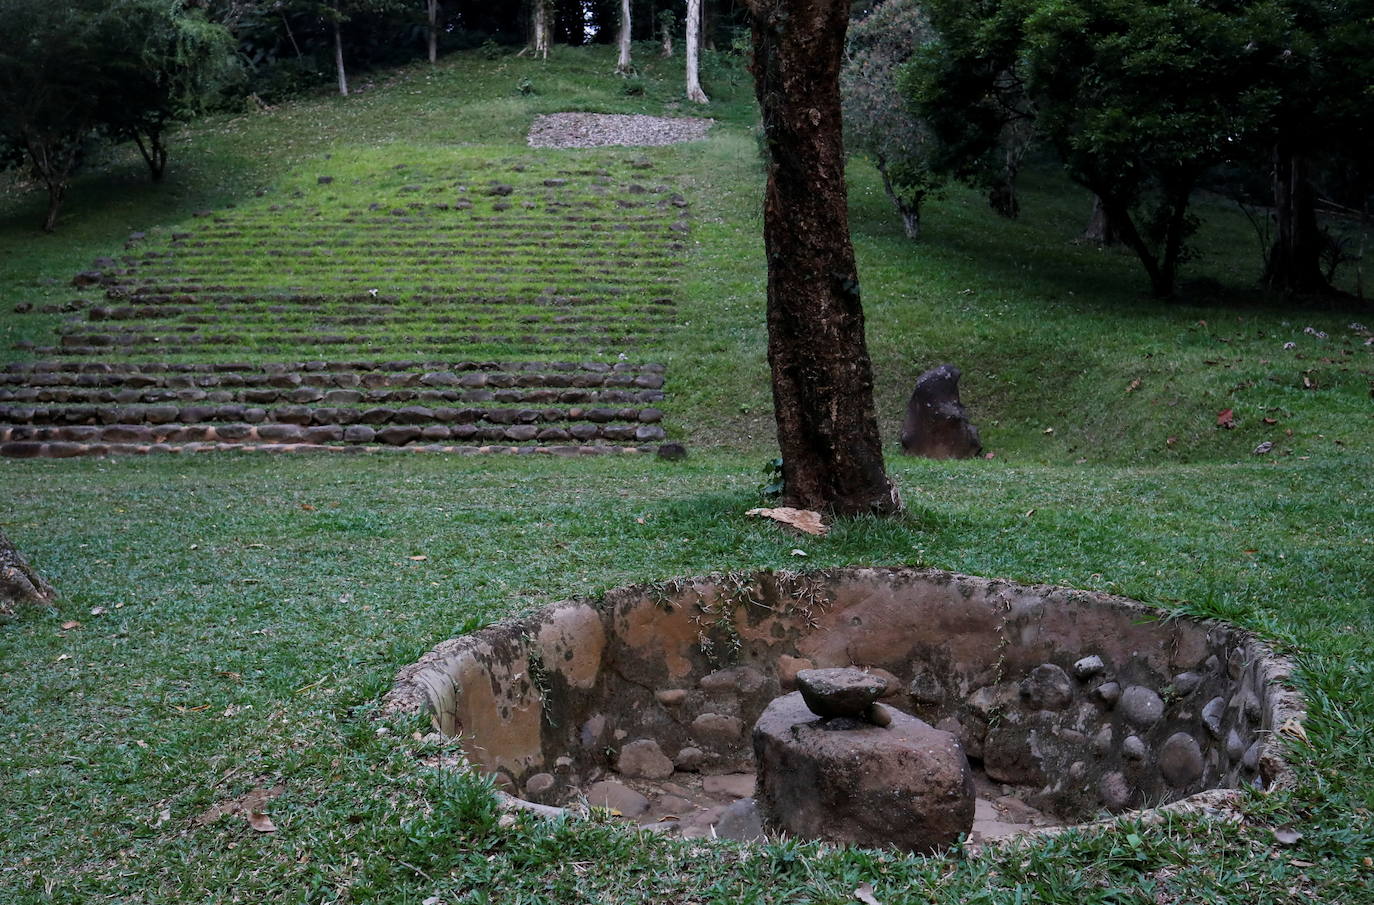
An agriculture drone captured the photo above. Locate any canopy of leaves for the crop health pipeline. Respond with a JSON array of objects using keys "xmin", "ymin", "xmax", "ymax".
[
  {"xmin": 841, "ymin": 0, "xmax": 938, "ymax": 235},
  {"xmin": 842, "ymin": 0, "xmax": 933, "ymax": 170}
]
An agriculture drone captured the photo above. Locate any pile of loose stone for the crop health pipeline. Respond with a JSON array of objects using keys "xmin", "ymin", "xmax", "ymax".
[{"xmin": 527, "ymin": 113, "xmax": 715, "ymax": 149}]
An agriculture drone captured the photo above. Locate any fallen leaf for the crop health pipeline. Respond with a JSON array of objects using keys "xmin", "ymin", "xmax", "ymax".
[
  {"xmin": 1217, "ymin": 409, "xmax": 1235, "ymax": 429},
  {"xmin": 247, "ymin": 812, "xmax": 277, "ymax": 833},
  {"xmin": 89, "ymin": 606, "xmax": 107, "ymax": 616},
  {"xmin": 790, "ymin": 549, "xmax": 808, "ymax": 557},
  {"xmin": 153, "ymin": 807, "xmax": 172, "ymax": 828},
  {"xmin": 854, "ymin": 882, "xmax": 883, "ymax": 905},
  {"xmin": 1253, "ymin": 441, "xmax": 1274, "ymax": 455},
  {"xmin": 1166, "ymin": 436, "xmax": 1178, "ymax": 446},
  {"xmin": 983, "ymin": 451, "xmax": 995, "ymax": 459},
  {"xmin": 1024, "ymin": 509, "xmax": 1036, "ymax": 517},
  {"xmin": 246, "ymin": 543, "xmax": 267, "ymax": 549},
  {"xmin": 60, "ymin": 620, "xmax": 81, "ymax": 630},
  {"xmin": 1274, "ymin": 828, "xmax": 1303, "ymax": 846},
  {"xmin": 1043, "ymin": 426, "xmax": 1055, "ymax": 435},
  {"xmin": 1262, "ymin": 417, "xmax": 1278, "ymax": 425},
  {"xmin": 408, "ymin": 555, "xmax": 428, "ymax": 561},
  {"xmin": 745, "ymin": 507, "xmax": 829, "ymax": 537},
  {"xmin": 55, "ymin": 653, "xmax": 71, "ymax": 662},
  {"xmin": 300, "ymin": 504, "xmax": 316, "ymax": 511},
  {"xmin": 1279, "ymin": 719, "xmax": 1309, "ymax": 744},
  {"xmin": 1126, "ymin": 378, "xmax": 1141, "ymax": 393},
  {"xmin": 196, "ymin": 784, "xmax": 285, "ymax": 827}
]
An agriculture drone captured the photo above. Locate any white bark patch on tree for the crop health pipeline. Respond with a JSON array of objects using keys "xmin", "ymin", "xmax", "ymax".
[
  {"xmin": 616, "ymin": 0, "xmax": 633, "ymax": 73},
  {"xmin": 685, "ymin": 0, "xmax": 708, "ymax": 103},
  {"xmin": 333, "ymin": 19, "xmax": 349, "ymax": 96},
  {"xmin": 532, "ymin": 1, "xmax": 551, "ymax": 60},
  {"xmin": 427, "ymin": 0, "xmax": 439, "ymax": 63}
]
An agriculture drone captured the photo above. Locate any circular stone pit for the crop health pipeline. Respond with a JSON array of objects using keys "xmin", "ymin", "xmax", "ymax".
[{"xmin": 389, "ymin": 567, "xmax": 1303, "ymax": 849}]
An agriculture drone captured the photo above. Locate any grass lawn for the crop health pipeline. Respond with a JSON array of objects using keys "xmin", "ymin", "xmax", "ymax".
[{"xmin": 2, "ymin": 44, "xmax": 1371, "ymax": 904}]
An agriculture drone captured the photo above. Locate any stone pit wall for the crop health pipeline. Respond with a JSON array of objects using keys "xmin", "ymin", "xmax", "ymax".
[{"xmin": 389, "ymin": 567, "xmax": 1303, "ymax": 821}]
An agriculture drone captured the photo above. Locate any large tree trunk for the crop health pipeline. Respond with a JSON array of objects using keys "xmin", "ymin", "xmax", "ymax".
[
  {"xmin": 0, "ymin": 529, "xmax": 55, "ymax": 611},
  {"xmin": 745, "ymin": 0, "xmax": 900, "ymax": 516},
  {"xmin": 333, "ymin": 18, "xmax": 349, "ymax": 96},
  {"xmin": 1265, "ymin": 140, "xmax": 1332, "ymax": 295},
  {"xmin": 427, "ymin": 0, "xmax": 440, "ymax": 63},
  {"xmin": 616, "ymin": 0, "xmax": 633, "ymax": 73},
  {"xmin": 685, "ymin": 0, "xmax": 708, "ymax": 103}
]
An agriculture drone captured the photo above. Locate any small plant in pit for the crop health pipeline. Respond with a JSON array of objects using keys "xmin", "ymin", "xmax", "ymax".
[{"xmin": 760, "ymin": 456, "xmax": 785, "ymax": 500}]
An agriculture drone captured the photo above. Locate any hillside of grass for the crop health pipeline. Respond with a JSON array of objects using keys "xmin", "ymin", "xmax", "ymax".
[{"xmin": 1, "ymin": 44, "xmax": 1371, "ymax": 905}]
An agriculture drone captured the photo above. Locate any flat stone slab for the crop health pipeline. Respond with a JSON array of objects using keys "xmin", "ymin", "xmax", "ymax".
[{"xmin": 796, "ymin": 667, "xmax": 889, "ymax": 720}]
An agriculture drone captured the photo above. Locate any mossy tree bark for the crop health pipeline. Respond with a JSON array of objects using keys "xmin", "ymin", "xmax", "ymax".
[
  {"xmin": 0, "ymin": 529, "xmax": 55, "ymax": 610},
  {"xmin": 744, "ymin": 0, "xmax": 900, "ymax": 516}
]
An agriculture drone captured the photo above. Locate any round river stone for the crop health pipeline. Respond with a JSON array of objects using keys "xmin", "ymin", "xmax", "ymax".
[{"xmin": 795, "ymin": 668, "xmax": 889, "ymax": 719}]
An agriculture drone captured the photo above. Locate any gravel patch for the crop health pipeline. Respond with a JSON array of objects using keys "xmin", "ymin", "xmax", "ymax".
[{"xmin": 528, "ymin": 113, "xmax": 715, "ymax": 149}]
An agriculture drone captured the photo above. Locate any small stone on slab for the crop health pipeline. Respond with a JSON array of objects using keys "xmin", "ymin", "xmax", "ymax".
[{"xmin": 795, "ymin": 668, "xmax": 889, "ymax": 720}]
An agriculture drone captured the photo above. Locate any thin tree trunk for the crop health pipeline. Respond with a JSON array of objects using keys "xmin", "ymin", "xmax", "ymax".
[
  {"xmin": 280, "ymin": 10, "xmax": 303, "ymax": 58},
  {"xmin": 1099, "ymin": 192, "xmax": 1172, "ymax": 298},
  {"xmin": 1265, "ymin": 140, "xmax": 1332, "ymax": 295},
  {"xmin": 427, "ymin": 0, "xmax": 439, "ymax": 63},
  {"xmin": 744, "ymin": 0, "xmax": 900, "ymax": 516},
  {"xmin": 1083, "ymin": 194, "xmax": 1118, "ymax": 245},
  {"xmin": 24, "ymin": 133, "xmax": 82, "ymax": 233},
  {"xmin": 685, "ymin": 0, "xmax": 708, "ymax": 103},
  {"xmin": 532, "ymin": 1, "xmax": 551, "ymax": 59},
  {"xmin": 661, "ymin": 13, "xmax": 673, "ymax": 57},
  {"xmin": 876, "ymin": 157, "xmax": 920, "ymax": 239},
  {"xmin": 333, "ymin": 19, "xmax": 349, "ymax": 96},
  {"xmin": 616, "ymin": 0, "xmax": 633, "ymax": 73},
  {"xmin": 0, "ymin": 529, "xmax": 55, "ymax": 611},
  {"xmin": 131, "ymin": 129, "xmax": 167, "ymax": 182}
]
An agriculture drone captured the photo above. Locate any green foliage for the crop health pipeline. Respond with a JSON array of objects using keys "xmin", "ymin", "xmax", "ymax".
[
  {"xmin": 0, "ymin": 0, "xmax": 236, "ymax": 229},
  {"xmin": 0, "ymin": 0, "xmax": 106, "ymax": 230},
  {"xmin": 93, "ymin": 0, "xmax": 241, "ymax": 181},
  {"xmin": 910, "ymin": 0, "xmax": 1290, "ymax": 297},
  {"xmin": 760, "ymin": 457, "xmax": 786, "ymax": 500},
  {"xmin": 841, "ymin": 0, "xmax": 940, "ymax": 239}
]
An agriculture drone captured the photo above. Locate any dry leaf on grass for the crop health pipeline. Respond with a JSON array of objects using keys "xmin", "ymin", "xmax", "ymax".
[
  {"xmin": 247, "ymin": 812, "xmax": 277, "ymax": 833},
  {"xmin": 194, "ymin": 783, "xmax": 285, "ymax": 827},
  {"xmin": 854, "ymin": 882, "xmax": 883, "ymax": 905},
  {"xmin": 745, "ymin": 507, "xmax": 829, "ymax": 536}
]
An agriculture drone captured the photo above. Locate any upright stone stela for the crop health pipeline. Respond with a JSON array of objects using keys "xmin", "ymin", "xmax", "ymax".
[{"xmin": 752, "ymin": 668, "xmax": 975, "ymax": 853}]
